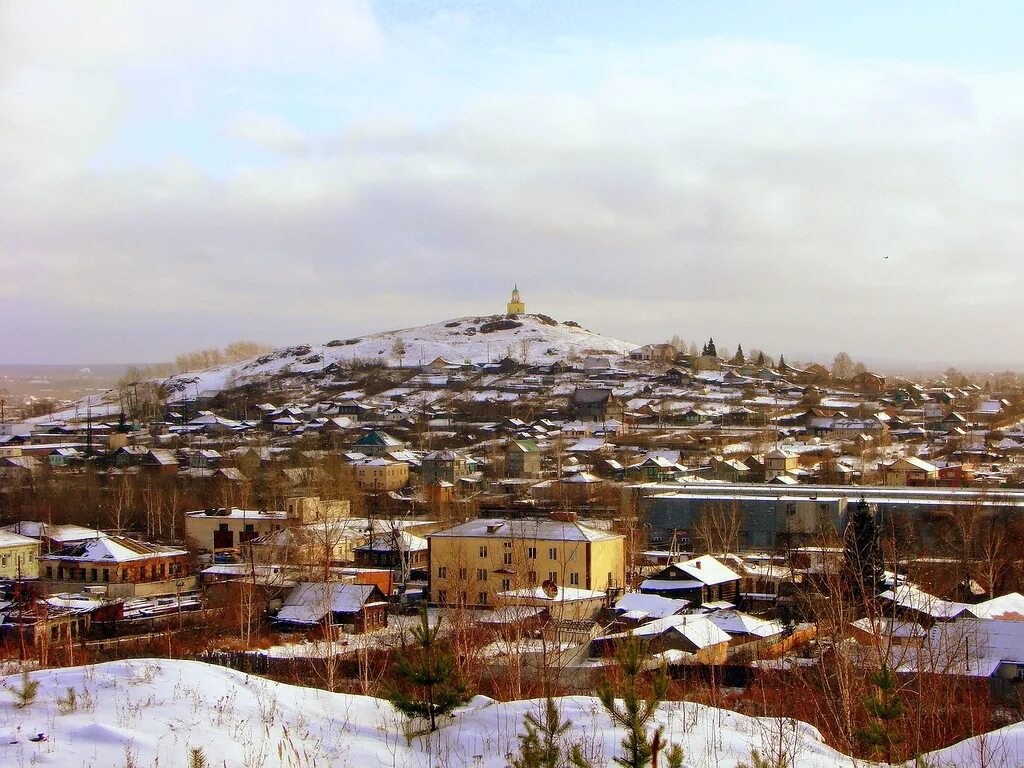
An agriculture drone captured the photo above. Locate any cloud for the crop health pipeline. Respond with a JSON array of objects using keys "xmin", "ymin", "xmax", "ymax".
[{"xmin": 2, "ymin": 6, "xmax": 1024, "ymax": 367}]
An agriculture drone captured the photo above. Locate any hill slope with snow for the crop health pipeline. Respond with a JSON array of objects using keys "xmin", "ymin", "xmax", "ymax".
[
  {"xmin": 165, "ymin": 313, "xmax": 640, "ymax": 395},
  {"xmin": 2, "ymin": 659, "xmax": 1021, "ymax": 767}
]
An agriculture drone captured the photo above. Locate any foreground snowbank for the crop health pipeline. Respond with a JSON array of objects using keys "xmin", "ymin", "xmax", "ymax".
[{"xmin": 0, "ymin": 659, "xmax": 1020, "ymax": 767}]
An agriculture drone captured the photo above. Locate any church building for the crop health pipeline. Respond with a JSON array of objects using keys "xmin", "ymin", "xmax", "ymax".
[{"xmin": 506, "ymin": 286, "xmax": 525, "ymax": 315}]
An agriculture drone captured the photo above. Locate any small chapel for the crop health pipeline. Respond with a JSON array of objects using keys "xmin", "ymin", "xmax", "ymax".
[{"xmin": 506, "ymin": 285, "xmax": 526, "ymax": 315}]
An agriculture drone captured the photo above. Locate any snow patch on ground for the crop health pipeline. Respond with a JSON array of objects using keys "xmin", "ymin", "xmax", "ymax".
[{"xmin": 2, "ymin": 659, "xmax": 1020, "ymax": 767}]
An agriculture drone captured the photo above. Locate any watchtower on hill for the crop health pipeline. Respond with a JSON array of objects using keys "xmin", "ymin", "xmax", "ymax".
[{"xmin": 506, "ymin": 285, "xmax": 525, "ymax": 315}]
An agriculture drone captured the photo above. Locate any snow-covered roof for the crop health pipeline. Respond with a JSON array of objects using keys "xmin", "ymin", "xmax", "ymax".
[
  {"xmin": 602, "ymin": 615, "xmax": 731, "ymax": 649},
  {"xmin": 613, "ymin": 592, "xmax": 689, "ymax": 619},
  {"xmin": 276, "ymin": 582, "xmax": 383, "ymax": 625},
  {"xmin": 705, "ymin": 610, "xmax": 784, "ymax": 638},
  {"xmin": 43, "ymin": 535, "xmax": 187, "ymax": 563}
]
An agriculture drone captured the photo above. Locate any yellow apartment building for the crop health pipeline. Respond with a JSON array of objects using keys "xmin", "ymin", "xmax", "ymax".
[{"xmin": 427, "ymin": 516, "xmax": 624, "ymax": 608}]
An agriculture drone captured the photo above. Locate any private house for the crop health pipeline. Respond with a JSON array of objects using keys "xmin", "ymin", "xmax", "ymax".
[
  {"xmin": 879, "ymin": 456, "xmax": 940, "ymax": 487},
  {"xmin": 571, "ymin": 388, "xmax": 625, "ymax": 422},
  {"xmin": 0, "ymin": 530, "xmax": 41, "ymax": 579},
  {"xmin": 852, "ymin": 371, "xmax": 887, "ymax": 392},
  {"xmin": 421, "ymin": 449, "xmax": 472, "ymax": 485},
  {"xmin": 763, "ymin": 448, "xmax": 798, "ymax": 481},
  {"xmin": 354, "ymin": 531, "xmax": 428, "ymax": 573},
  {"xmin": 639, "ymin": 555, "xmax": 742, "ymax": 607},
  {"xmin": 709, "ymin": 457, "xmax": 751, "ymax": 483},
  {"xmin": 274, "ymin": 582, "xmax": 388, "ymax": 633},
  {"xmin": 39, "ymin": 535, "xmax": 194, "ymax": 598},
  {"xmin": 506, "ymin": 439, "xmax": 542, "ymax": 478},
  {"xmin": 594, "ymin": 614, "xmax": 730, "ymax": 663},
  {"xmin": 428, "ymin": 517, "xmax": 625, "ymax": 608},
  {"xmin": 142, "ymin": 449, "xmax": 179, "ymax": 474},
  {"xmin": 629, "ymin": 344, "xmax": 677, "ymax": 363}
]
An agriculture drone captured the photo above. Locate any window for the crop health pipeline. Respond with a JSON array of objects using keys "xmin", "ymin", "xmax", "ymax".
[
  {"xmin": 501, "ymin": 578, "xmax": 511, "ymax": 591},
  {"xmin": 503, "ymin": 553, "xmax": 513, "ymax": 565},
  {"xmin": 503, "ymin": 541, "xmax": 512, "ymax": 549},
  {"xmin": 548, "ymin": 547, "xmax": 558, "ymax": 560},
  {"xmin": 90, "ymin": 568, "xmax": 97, "ymax": 582},
  {"xmin": 570, "ymin": 572, "xmax": 580, "ymax": 586},
  {"xmin": 438, "ymin": 566, "xmax": 448, "ymax": 579},
  {"xmin": 437, "ymin": 590, "xmax": 448, "ymax": 603},
  {"xmin": 46, "ymin": 566, "xmax": 53, "ymax": 578},
  {"xmin": 477, "ymin": 592, "xmax": 488, "ymax": 605},
  {"xmin": 479, "ymin": 545, "xmax": 488, "ymax": 558},
  {"xmin": 527, "ymin": 547, "xmax": 537, "ymax": 559},
  {"xmin": 459, "ymin": 591, "xmax": 468, "ymax": 604},
  {"xmin": 528, "ymin": 570, "xmax": 537, "ymax": 584},
  {"xmin": 548, "ymin": 571, "xmax": 557, "ymax": 583},
  {"xmin": 103, "ymin": 570, "xmax": 110, "ymax": 583},
  {"xmin": 244, "ymin": 524, "xmax": 254, "ymax": 533},
  {"xmin": 218, "ymin": 523, "xmax": 229, "ymax": 532},
  {"xmin": 477, "ymin": 568, "xmax": 487, "ymax": 581},
  {"xmin": 458, "ymin": 567, "xmax": 468, "ymax": 580}
]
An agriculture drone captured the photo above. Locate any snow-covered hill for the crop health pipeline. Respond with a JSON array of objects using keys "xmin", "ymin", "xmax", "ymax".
[
  {"xmin": 1, "ymin": 659, "xmax": 1020, "ymax": 767},
  {"xmin": 165, "ymin": 313, "xmax": 639, "ymax": 396}
]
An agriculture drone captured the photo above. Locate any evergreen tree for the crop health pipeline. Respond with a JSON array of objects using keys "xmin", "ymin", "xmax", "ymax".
[
  {"xmin": 843, "ymin": 498, "xmax": 884, "ymax": 602},
  {"xmin": 509, "ymin": 694, "xmax": 594, "ymax": 768},
  {"xmin": 732, "ymin": 344, "xmax": 745, "ymax": 365},
  {"xmin": 596, "ymin": 636, "xmax": 682, "ymax": 768},
  {"xmin": 860, "ymin": 665, "xmax": 905, "ymax": 764},
  {"xmin": 387, "ymin": 605, "xmax": 469, "ymax": 731},
  {"xmin": 778, "ymin": 354, "xmax": 786, "ymax": 369},
  {"xmin": 705, "ymin": 338, "xmax": 718, "ymax": 358},
  {"xmin": 755, "ymin": 351, "xmax": 766, "ymax": 367}
]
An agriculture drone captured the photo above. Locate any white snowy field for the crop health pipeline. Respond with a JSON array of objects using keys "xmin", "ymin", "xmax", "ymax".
[{"xmin": 0, "ymin": 659, "xmax": 1021, "ymax": 768}]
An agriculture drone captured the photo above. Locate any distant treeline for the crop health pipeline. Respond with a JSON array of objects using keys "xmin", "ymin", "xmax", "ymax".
[{"xmin": 121, "ymin": 341, "xmax": 274, "ymax": 381}]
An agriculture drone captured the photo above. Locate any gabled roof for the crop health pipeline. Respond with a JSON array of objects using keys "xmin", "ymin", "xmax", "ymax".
[{"xmin": 276, "ymin": 582, "xmax": 384, "ymax": 625}]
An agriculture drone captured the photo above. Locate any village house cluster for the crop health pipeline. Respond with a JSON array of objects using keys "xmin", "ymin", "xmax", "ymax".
[{"xmin": 3, "ymin": 291, "xmax": 1024, "ymax": 699}]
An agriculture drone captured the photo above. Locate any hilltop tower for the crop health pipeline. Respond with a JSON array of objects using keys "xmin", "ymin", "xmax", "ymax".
[{"xmin": 506, "ymin": 285, "xmax": 526, "ymax": 315}]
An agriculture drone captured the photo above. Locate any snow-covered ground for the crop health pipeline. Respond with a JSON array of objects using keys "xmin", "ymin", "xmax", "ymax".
[
  {"xmin": 163, "ymin": 314, "xmax": 639, "ymax": 396},
  {"xmin": 1, "ymin": 659, "xmax": 1021, "ymax": 767}
]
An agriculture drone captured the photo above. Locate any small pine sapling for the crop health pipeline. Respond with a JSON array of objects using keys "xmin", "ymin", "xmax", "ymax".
[
  {"xmin": 596, "ymin": 635, "xmax": 683, "ymax": 768},
  {"xmin": 860, "ymin": 665, "xmax": 905, "ymax": 764},
  {"xmin": 387, "ymin": 604, "xmax": 469, "ymax": 732},
  {"xmin": 56, "ymin": 686, "xmax": 78, "ymax": 714},
  {"xmin": 10, "ymin": 669, "xmax": 40, "ymax": 709}
]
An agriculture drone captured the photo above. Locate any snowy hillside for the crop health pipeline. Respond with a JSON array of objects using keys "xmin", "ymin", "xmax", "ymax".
[
  {"xmin": 164, "ymin": 314, "xmax": 639, "ymax": 396},
  {"xmin": 2, "ymin": 659, "xmax": 1021, "ymax": 767}
]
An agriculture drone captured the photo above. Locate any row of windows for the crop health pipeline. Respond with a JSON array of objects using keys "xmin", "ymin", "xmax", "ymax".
[
  {"xmin": 45, "ymin": 562, "xmax": 185, "ymax": 582},
  {"xmin": 478, "ymin": 545, "xmax": 576, "ymax": 560},
  {"xmin": 434, "ymin": 568, "xmax": 581, "ymax": 586}
]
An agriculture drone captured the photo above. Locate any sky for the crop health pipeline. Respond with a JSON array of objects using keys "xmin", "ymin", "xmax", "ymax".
[{"xmin": 3, "ymin": 1, "xmax": 1024, "ymax": 368}]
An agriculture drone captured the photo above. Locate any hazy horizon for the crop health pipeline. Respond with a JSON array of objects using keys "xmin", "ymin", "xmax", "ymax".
[{"xmin": 4, "ymin": 2, "xmax": 1024, "ymax": 368}]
